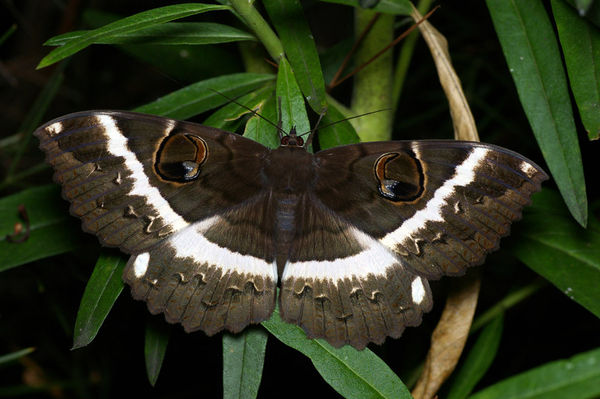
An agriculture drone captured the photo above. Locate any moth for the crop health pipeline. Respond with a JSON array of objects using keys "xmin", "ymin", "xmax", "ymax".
[{"xmin": 34, "ymin": 110, "xmax": 547, "ymax": 349}]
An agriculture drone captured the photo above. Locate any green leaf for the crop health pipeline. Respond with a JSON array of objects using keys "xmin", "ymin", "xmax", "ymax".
[
  {"xmin": 145, "ymin": 319, "xmax": 170, "ymax": 387},
  {"xmin": 552, "ymin": 0, "xmax": 600, "ymax": 141},
  {"xmin": 45, "ymin": 22, "xmax": 255, "ymax": 46},
  {"xmin": 72, "ymin": 251, "xmax": 126, "ymax": 349},
  {"xmin": 0, "ymin": 24, "xmax": 17, "ymax": 46},
  {"xmin": 508, "ymin": 189, "xmax": 600, "ymax": 318},
  {"xmin": 486, "ymin": 0, "xmax": 588, "ymax": 227},
  {"xmin": 244, "ymin": 93, "xmax": 281, "ymax": 149},
  {"xmin": 0, "ymin": 185, "xmax": 80, "ymax": 272},
  {"xmin": 3, "ymin": 65, "xmax": 63, "ymax": 185},
  {"xmin": 133, "ymin": 73, "xmax": 275, "ymax": 119},
  {"xmin": 276, "ymin": 57, "xmax": 310, "ymax": 136},
  {"xmin": 262, "ymin": 306, "xmax": 411, "ymax": 399},
  {"xmin": 78, "ymin": 9, "xmax": 241, "ymax": 82},
  {"xmin": 320, "ymin": 0, "xmax": 412, "ymax": 15},
  {"xmin": 447, "ymin": 315, "xmax": 504, "ymax": 399},
  {"xmin": 203, "ymin": 84, "xmax": 275, "ymax": 130},
  {"xmin": 264, "ymin": 0, "xmax": 327, "ymax": 113},
  {"xmin": 469, "ymin": 347, "xmax": 600, "ymax": 399},
  {"xmin": 0, "ymin": 348, "xmax": 35, "ymax": 366},
  {"xmin": 222, "ymin": 329, "xmax": 268, "ymax": 399},
  {"xmin": 318, "ymin": 101, "xmax": 360, "ymax": 149},
  {"xmin": 38, "ymin": 3, "xmax": 229, "ymax": 68}
]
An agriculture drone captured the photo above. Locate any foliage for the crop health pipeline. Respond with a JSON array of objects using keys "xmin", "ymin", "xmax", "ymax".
[{"xmin": 0, "ymin": 1, "xmax": 598, "ymax": 398}]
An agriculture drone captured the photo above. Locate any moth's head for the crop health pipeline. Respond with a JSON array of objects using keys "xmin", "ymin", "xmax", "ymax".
[{"xmin": 280, "ymin": 126, "xmax": 305, "ymax": 147}]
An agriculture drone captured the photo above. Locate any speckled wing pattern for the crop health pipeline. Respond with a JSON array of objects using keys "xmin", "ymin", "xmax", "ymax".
[{"xmin": 34, "ymin": 111, "xmax": 548, "ymax": 349}]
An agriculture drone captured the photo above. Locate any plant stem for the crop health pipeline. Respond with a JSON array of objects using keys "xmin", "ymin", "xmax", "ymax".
[
  {"xmin": 392, "ymin": 0, "xmax": 433, "ymax": 111},
  {"xmin": 470, "ymin": 279, "xmax": 547, "ymax": 334},
  {"xmin": 351, "ymin": 10, "xmax": 394, "ymax": 142},
  {"xmin": 229, "ymin": 0, "xmax": 284, "ymax": 62},
  {"xmin": 4, "ymin": 67, "xmax": 63, "ymax": 183}
]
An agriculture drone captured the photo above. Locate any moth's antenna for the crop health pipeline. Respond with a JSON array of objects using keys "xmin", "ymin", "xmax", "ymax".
[
  {"xmin": 304, "ymin": 110, "xmax": 326, "ymax": 147},
  {"xmin": 297, "ymin": 108, "xmax": 391, "ymax": 139},
  {"xmin": 276, "ymin": 97, "xmax": 284, "ymax": 140},
  {"xmin": 207, "ymin": 88, "xmax": 287, "ymax": 137}
]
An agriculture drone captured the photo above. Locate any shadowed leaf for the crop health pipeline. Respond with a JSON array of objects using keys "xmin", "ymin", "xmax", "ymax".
[
  {"xmin": 0, "ymin": 185, "xmax": 79, "ymax": 272},
  {"xmin": 487, "ymin": 0, "xmax": 588, "ymax": 227},
  {"xmin": 469, "ymin": 347, "xmax": 600, "ymax": 399},
  {"xmin": 38, "ymin": 3, "xmax": 229, "ymax": 68},
  {"xmin": 223, "ymin": 329, "xmax": 268, "ymax": 399},
  {"xmin": 72, "ymin": 251, "xmax": 126, "ymax": 349}
]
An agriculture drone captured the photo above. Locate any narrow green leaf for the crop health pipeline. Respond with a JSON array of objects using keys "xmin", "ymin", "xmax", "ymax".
[
  {"xmin": 447, "ymin": 315, "xmax": 504, "ymax": 399},
  {"xmin": 4, "ymin": 66, "xmax": 63, "ymax": 184},
  {"xmin": 203, "ymin": 84, "xmax": 275, "ymax": 130},
  {"xmin": 78, "ymin": 9, "xmax": 241, "ymax": 82},
  {"xmin": 45, "ymin": 22, "xmax": 255, "ymax": 46},
  {"xmin": 0, "ymin": 348, "xmax": 35, "ymax": 365},
  {"xmin": 320, "ymin": 0, "xmax": 412, "ymax": 15},
  {"xmin": 262, "ymin": 306, "xmax": 411, "ymax": 399},
  {"xmin": 552, "ymin": 0, "xmax": 600, "ymax": 140},
  {"xmin": 0, "ymin": 24, "xmax": 17, "ymax": 46},
  {"xmin": 508, "ymin": 189, "xmax": 600, "ymax": 318},
  {"xmin": 223, "ymin": 329, "xmax": 268, "ymax": 399},
  {"xmin": 244, "ymin": 93, "xmax": 281, "ymax": 149},
  {"xmin": 318, "ymin": 101, "xmax": 360, "ymax": 149},
  {"xmin": 487, "ymin": 0, "xmax": 588, "ymax": 227},
  {"xmin": 145, "ymin": 319, "xmax": 170, "ymax": 386},
  {"xmin": 264, "ymin": 0, "xmax": 327, "ymax": 113},
  {"xmin": 276, "ymin": 57, "xmax": 310, "ymax": 136},
  {"xmin": 72, "ymin": 251, "xmax": 126, "ymax": 349},
  {"xmin": 0, "ymin": 185, "xmax": 80, "ymax": 272},
  {"xmin": 38, "ymin": 3, "xmax": 229, "ymax": 68},
  {"xmin": 134, "ymin": 73, "xmax": 274, "ymax": 119},
  {"xmin": 469, "ymin": 347, "xmax": 600, "ymax": 399}
]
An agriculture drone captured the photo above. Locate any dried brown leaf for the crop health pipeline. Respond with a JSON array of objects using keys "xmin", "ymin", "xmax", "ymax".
[
  {"xmin": 412, "ymin": 273, "xmax": 481, "ymax": 399},
  {"xmin": 411, "ymin": 5, "xmax": 479, "ymax": 141},
  {"xmin": 409, "ymin": 7, "xmax": 482, "ymax": 398}
]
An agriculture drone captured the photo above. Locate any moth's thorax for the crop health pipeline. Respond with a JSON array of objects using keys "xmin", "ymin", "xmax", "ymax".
[{"xmin": 263, "ymin": 146, "xmax": 315, "ymax": 193}]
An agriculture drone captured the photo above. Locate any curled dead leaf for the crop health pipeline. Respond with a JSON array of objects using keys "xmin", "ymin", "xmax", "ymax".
[
  {"xmin": 412, "ymin": 272, "xmax": 481, "ymax": 399},
  {"xmin": 409, "ymin": 6, "xmax": 483, "ymax": 398},
  {"xmin": 410, "ymin": 5, "xmax": 479, "ymax": 142}
]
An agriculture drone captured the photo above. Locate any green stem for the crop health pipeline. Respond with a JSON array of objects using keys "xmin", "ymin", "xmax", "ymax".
[
  {"xmin": 351, "ymin": 10, "xmax": 394, "ymax": 142},
  {"xmin": 392, "ymin": 0, "xmax": 433, "ymax": 111},
  {"xmin": 470, "ymin": 279, "xmax": 547, "ymax": 334},
  {"xmin": 4, "ymin": 67, "xmax": 63, "ymax": 182},
  {"xmin": 229, "ymin": 0, "xmax": 284, "ymax": 62}
]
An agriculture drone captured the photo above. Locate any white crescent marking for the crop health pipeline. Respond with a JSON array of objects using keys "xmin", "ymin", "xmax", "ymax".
[
  {"xmin": 168, "ymin": 216, "xmax": 277, "ymax": 280},
  {"xmin": 381, "ymin": 147, "xmax": 489, "ymax": 248},
  {"xmin": 97, "ymin": 114, "xmax": 188, "ymax": 232},
  {"xmin": 281, "ymin": 227, "xmax": 397, "ymax": 282}
]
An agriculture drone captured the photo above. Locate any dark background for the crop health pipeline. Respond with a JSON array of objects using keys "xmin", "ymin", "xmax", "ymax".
[{"xmin": 1, "ymin": 1, "xmax": 599, "ymax": 398}]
